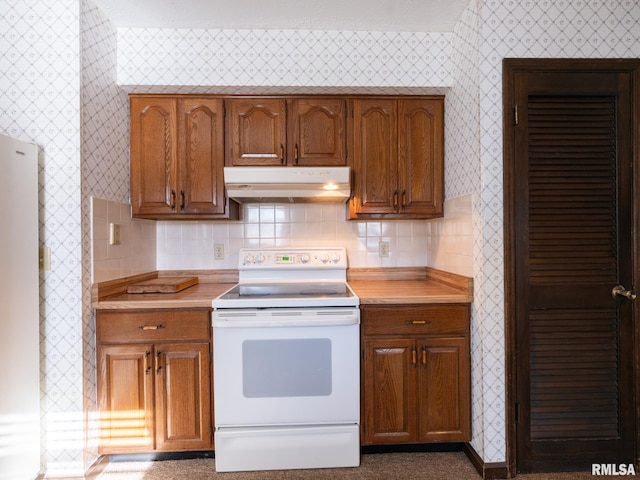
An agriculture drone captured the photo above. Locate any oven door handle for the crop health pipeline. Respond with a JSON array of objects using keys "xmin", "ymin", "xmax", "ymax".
[{"xmin": 213, "ymin": 311, "xmax": 360, "ymax": 328}]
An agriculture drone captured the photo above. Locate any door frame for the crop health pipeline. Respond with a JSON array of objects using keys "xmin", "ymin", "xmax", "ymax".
[{"xmin": 503, "ymin": 58, "xmax": 640, "ymax": 476}]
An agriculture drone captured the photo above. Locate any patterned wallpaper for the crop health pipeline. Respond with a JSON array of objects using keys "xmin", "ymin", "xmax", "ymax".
[
  {"xmin": 1, "ymin": 0, "xmax": 85, "ymax": 476},
  {"xmin": 81, "ymin": 0, "xmax": 130, "ymax": 471},
  {"xmin": 1, "ymin": 0, "xmax": 129, "ymax": 475},
  {"xmin": 476, "ymin": 0, "xmax": 640, "ymax": 464},
  {"xmin": 3, "ymin": 0, "xmax": 640, "ymax": 476},
  {"xmin": 117, "ymin": 29, "xmax": 452, "ymax": 92}
]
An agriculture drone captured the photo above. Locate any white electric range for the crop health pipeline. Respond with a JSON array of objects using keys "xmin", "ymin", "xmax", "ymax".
[{"xmin": 212, "ymin": 247, "xmax": 360, "ymax": 472}]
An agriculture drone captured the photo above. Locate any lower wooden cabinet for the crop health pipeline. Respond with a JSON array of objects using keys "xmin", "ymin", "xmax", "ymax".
[
  {"xmin": 361, "ymin": 304, "xmax": 471, "ymax": 445},
  {"xmin": 96, "ymin": 309, "xmax": 212, "ymax": 454}
]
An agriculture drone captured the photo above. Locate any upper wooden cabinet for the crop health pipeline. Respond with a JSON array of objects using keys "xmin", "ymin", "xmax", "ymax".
[
  {"xmin": 349, "ymin": 97, "xmax": 444, "ymax": 219},
  {"xmin": 130, "ymin": 95, "xmax": 239, "ymax": 219},
  {"xmin": 225, "ymin": 97, "xmax": 347, "ymax": 166}
]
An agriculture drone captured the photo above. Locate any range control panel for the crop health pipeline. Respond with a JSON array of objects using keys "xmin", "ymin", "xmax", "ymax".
[{"xmin": 238, "ymin": 247, "xmax": 347, "ymax": 269}]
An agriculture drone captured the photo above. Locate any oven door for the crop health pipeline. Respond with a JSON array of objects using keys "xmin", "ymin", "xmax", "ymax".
[{"xmin": 213, "ymin": 308, "xmax": 360, "ymax": 427}]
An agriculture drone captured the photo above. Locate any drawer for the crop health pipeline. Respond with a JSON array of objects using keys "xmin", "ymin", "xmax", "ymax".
[
  {"xmin": 97, "ymin": 309, "xmax": 211, "ymax": 344},
  {"xmin": 362, "ymin": 304, "xmax": 469, "ymax": 336}
]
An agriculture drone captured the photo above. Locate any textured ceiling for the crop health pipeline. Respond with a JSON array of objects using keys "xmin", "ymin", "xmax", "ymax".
[{"xmin": 93, "ymin": 0, "xmax": 470, "ymax": 32}]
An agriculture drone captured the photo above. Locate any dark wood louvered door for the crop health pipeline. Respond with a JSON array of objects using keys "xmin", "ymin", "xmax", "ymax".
[{"xmin": 505, "ymin": 60, "xmax": 639, "ymax": 473}]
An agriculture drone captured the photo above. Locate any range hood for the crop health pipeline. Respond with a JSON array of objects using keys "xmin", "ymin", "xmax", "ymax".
[{"xmin": 224, "ymin": 166, "xmax": 351, "ymax": 203}]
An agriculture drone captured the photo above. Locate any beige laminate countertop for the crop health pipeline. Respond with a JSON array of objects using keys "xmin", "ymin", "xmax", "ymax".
[
  {"xmin": 93, "ymin": 282, "xmax": 236, "ymax": 310},
  {"xmin": 92, "ymin": 268, "xmax": 473, "ymax": 310},
  {"xmin": 348, "ymin": 280, "xmax": 472, "ymax": 305}
]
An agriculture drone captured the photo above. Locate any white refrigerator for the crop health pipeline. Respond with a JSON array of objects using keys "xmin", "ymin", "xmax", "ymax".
[{"xmin": 0, "ymin": 134, "xmax": 40, "ymax": 480}]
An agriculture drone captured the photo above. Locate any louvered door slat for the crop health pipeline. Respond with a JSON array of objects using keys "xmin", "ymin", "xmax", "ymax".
[
  {"xmin": 529, "ymin": 308, "xmax": 619, "ymax": 440},
  {"xmin": 528, "ymin": 96, "xmax": 617, "ymax": 285},
  {"xmin": 526, "ymin": 95, "xmax": 621, "ymax": 443}
]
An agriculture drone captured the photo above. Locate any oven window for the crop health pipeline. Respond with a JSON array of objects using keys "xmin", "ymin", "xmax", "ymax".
[{"xmin": 242, "ymin": 338, "xmax": 332, "ymax": 398}]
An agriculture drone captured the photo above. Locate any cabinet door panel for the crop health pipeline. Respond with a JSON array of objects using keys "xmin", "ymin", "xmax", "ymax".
[
  {"xmin": 362, "ymin": 338, "xmax": 417, "ymax": 445},
  {"xmin": 155, "ymin": 342, "xmax": 212, "ymax": 451},
  {"xmin": 130, "ymin": 97, "xmax": 177, "ymax": 215},
  {"xmin": 290, "ymin": 99, "xmax": 347, "ymax": 166},
  {"xmin": 417, "ymin": 337, "xmax": 471, "ymax": 442},
  {"xmin": 226, "ymin": 99, "xmax": 287, "ymax": 166},
  {"xmin": 97, "ymin": 344, "xmax": 155, "ymax": 453},
  {"xmin": 179, "ymin": 98, "xmax": 225, "ymax": 214},
  {"xmin": 351, "ymin": 99, "xmax": 398, "ymax": 215},
  {"xmin": 398, "ymin": 99, "xmax": 444, "ymax": 216}
]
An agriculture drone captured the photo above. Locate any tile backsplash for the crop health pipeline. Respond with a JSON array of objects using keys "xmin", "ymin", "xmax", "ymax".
[
  {"xmin": 92, "ymin": 197, "xmax": 472, "ymax": 277},
  {"xmin": 425, "ymin": 195, "xmax": 474, "ymax": 277},
  {"xmin": 156, "ymin": 203, "xmax": 422, "ymax": 270},
  {"xmin": 91, "ymin": 197, "xmax": 156, "ymax": 282}
]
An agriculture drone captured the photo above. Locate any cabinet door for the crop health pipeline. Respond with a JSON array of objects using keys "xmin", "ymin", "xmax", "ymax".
[
  {"xmin": 398, "ymin": 99, "xmax": 444, "ymax": 216},
  {"xmin": 417, "ymin": 337, "xmax": 471, "ymax": 442},
  {"xmin": 226, "ymin": 98, "xmax": 287, "ymax": 165},
  {"xmin": 97, "ymin": 344, "xmax": 155, "ymax": 453},
  {"xmin": 362, "ymin": 338, "xmax": 417, "ymax": 445},
  {"xmin": 178, "ymin": 98, "xmax": 226, "ymax": 215},
  {"xmin": 155, "ymin": 342, "xmax": 212, "ymax": 451},
  {"xmin": 130, "ymin": 96, "xmax": 177, "ymax": 216},
  {"xmin": 350, "ymin": 99, "xmax": 398, "ymax": 216},
  {"xmin": 289, "ymin": 98, "xmax": 347, "ymax": 166}
]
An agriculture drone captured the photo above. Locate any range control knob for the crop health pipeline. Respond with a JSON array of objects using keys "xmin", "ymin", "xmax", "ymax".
[
  {"xmin": 300, "ymin": 254, "xmax": 310, "ymax": 264},
  {"xmin": 331, "ymin": 253, "xmax": 341, "ymax": 263},
  {"xmin": 244, "ymin": 254, "xmax": 255, "ymax": 264},
  {"xmin": 256, "ymin": 254, "xmax": 266, "ymax": 264},
  {"xmin": 319, "ymin": 253, "xmax": 330, "ymax": 264}
]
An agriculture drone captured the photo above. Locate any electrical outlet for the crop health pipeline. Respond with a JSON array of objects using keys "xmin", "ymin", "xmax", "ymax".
[
  {"xmin": 214, "ymin": 244, "xmax": 225, "ymax": 260},
  {"xmin": 378, "ymin": 241, "xmax": 390, "ymax": 257},
  {"xmin": 109, "ymin": 223, "xmax": 121, "ymax": 245}
]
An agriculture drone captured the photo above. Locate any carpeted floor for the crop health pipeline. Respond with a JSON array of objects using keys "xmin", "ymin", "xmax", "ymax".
[{"xmin": 95, "ymin": 452, "xmax": 627, "ymax": 480}]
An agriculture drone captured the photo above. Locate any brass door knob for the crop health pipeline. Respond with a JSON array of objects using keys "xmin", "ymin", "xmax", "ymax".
[{"xmin": 612, "ymin": 285, "xmax": 636, "ymax": 300}]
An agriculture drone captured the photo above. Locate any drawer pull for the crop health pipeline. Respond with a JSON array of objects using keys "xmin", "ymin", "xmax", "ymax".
[
  {"xmin": 411, "ymin": 346, "xmax": 417, "ymax": 368},
  {"xmin": 139, "ymin": 324, "xmax": 164, "ymax": 330},
  {"xmin": 408, "ymin": 320, "xmax": 431, "ymax": 325}
]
